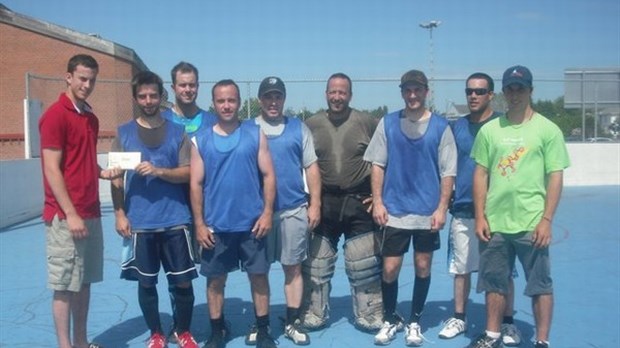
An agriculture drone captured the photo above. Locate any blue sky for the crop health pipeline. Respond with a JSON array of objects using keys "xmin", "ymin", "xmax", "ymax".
[{"xmin": 3, "ymin": 0, "xmax": 619, "ymax": 112}]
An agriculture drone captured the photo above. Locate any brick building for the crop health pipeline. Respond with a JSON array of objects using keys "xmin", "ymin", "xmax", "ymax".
[{"xmin": 0, "ymin": 4, "xmax": 148, "ymax": 160}]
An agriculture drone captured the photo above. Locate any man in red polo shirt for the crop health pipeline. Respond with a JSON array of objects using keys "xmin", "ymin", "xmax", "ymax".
[{"xmin": 39, "ymin": 54, "xmax": 119, "ymax": 348}]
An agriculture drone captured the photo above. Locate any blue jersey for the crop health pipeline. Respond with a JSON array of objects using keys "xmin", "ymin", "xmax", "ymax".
[
  {"xmin": 383, "ymin": 112, "xmax": 449, "ymax": 216},
  {"xmin": 257, "ymin": 117, "xmax": 307, "ymax": 211},
  {"xmin": 449, "ymin": 112, "xmax": 500, "ymax": 217},
  {"xmin": 194, "ymin": 122, "xmax": 264, "ymax": 232},
  {"xmin": 161, "ymin": 107, "xmax": 217, "ymax": 137},
  {"xmin": 117, "ymin": 120, "xmax": 191, "ymax": 229}
]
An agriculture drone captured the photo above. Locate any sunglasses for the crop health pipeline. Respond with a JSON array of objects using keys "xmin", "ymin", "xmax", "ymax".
[{"xmin": 465, "ymin": 88, "xmax": 490, "ymax": 96}]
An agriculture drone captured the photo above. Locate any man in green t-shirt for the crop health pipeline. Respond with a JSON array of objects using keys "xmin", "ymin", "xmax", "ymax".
[{"xmin": 467, "ymin": 66, "xmax": 570, "ymax": 348}]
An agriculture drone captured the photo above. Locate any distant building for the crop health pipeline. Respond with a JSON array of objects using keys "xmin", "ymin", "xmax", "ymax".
[
  {"xmin": 0, "ymin": 4, "xmax": 148, "ymax": 159},
  {"xmin": 565, "ymin": 67, "xmax": 620, "ymax": 137},
  {"xmin": 444, "ymin": 101, "xmax": 469, "ymax": 121}
]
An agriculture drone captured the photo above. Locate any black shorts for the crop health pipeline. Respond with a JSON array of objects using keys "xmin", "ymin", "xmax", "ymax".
[
  {"xmin": 381, "ymin": 226, "xmax": 440, "ymax": 256},
  {"xmin": 314, "ymin": 193, "xmax": 377, "ymax": 249},
  {"xmin": 121, "ymin": 227, "xmax": 198, "ymax": 286}
]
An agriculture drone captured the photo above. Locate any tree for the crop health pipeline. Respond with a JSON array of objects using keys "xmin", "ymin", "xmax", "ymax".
[
  {"xmin": 490, "ymin": 92, "xmax": 507, "ymax": 113},
  {"xmin": 238, "ymin": 97, "xmax": 261, "ymax": 120},
  {"xmin": 297, "ymin": 107, "xmax": 318, "ymax": 121},
  {"xmin": 531, "ymin": 97, "xmax": 604, "ymax": 137},
  {"xmin": 364, "ymin": 105, "xmax": 389, "ymax": 119}
]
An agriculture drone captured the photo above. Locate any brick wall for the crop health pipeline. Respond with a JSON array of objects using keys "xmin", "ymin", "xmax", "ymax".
[{"xmin": 0, "ymin": 23, "xmax": 141, "ymax": 159}]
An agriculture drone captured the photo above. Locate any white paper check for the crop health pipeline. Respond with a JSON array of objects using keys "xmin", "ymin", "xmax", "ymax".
[{"xmin": 108, "ymin": 152, "xmax": 141, "ymax": 170}]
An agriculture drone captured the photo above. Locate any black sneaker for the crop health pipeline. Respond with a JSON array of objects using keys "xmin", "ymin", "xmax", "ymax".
[
  {"xmin": 245, "ymin": 324, "xmax": 258, "ymax": 346},
  {"xmin": 256, "ymin": 328, "xmax": 277, "ymax": 348},
  {"xmin": 466, "ymin": 333, "xmax": 501, "ymax": 348},
  {"xmin": 168, "ymin": 327, "xmax": 178, "ymax": 344},
  {"xmin": 534, "ymin": 341, "xmax": 549, "ymax": 348},
  {"xmin": 203, "ymin": 325, "xmax": 230, "ymax": 348}
]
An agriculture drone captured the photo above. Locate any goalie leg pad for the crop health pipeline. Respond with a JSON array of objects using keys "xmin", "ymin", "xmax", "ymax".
[
  {"xmin": 301, "ymin": 233, "xmax": 337, "ymax": 330},
  {"xmin": 344, "ymin": 231, "xmax": 384, "ymax": 331}
]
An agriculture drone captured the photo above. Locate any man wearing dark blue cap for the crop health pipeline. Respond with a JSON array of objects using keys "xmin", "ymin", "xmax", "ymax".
[
  {"xmin": 467, "ymin": 65, "xmax": 570, "ymax": 348},
  {"xmin": 245, "ymin": 76, "xmax": 321, "ymax": 346}
]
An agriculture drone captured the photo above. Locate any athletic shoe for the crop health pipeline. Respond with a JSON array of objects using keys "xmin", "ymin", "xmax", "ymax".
[
  {"xmin": 256, "ymin": 329, "xmax": 277, "ymax": 348},
  {"xmin": 245, "ymin": 324, "xmax": 258, "ymax": 346},
  {"xmin": 203, "ymin": 325, "xmax": 229, "ymax": 348},
  {"xmin": 501, "ymin": 323, "xmax": 522, "ymax": 346},
  {"xmin": 167, "ymin": 328, "xmax": 178, "ymax": 345},
  {"xmin": 176, "ymin": 331, "xmax": 199, "ymax": 348},
  {"xmin": 146, "ymin": 332, "xmax": 168, "ymax": 348},
  {"xmin": 534, "ymin": 341, "xmax": 549, "ymax": 348},
  {"xmin": 374, "ymin": 320, "xmax": 404, "ymax": 345},
  {"xmin": 438, "ymin": 317, "xmax": 467, "ymax": 339},
  {"xmin": 466, "ymin": 334, "xmax": 501, "ymax": 348},
  {"xmin": 404, "ymin": 322, "xmax": 425, "ymax": 346},
  {"xmin": 284, "ymin": 319, "xmax": 310, "ymax": 345}
]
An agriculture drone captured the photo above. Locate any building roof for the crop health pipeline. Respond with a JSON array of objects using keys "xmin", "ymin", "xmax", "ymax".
[{"xmin": 0, "ymin": 3, "xmax": 148, "ymax": 71}]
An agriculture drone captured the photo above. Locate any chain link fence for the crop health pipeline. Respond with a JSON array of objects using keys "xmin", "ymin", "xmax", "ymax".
[
  {"xmin": 25, "ymin": 73, "xmax": 136, "ymax": 156},
  {"xmin": 1, "ymin": 74, "xmax": 618, "ymax": 160}
]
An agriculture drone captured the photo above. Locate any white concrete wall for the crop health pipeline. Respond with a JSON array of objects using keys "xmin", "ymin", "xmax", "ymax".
[
  {"xmin": 1, "ymin": 146, "xmax": 618, "ymax": 229},
  {"xmin": 0, "ymin": 158, "xmax": 44, "ymax": 228},
  {"xmin": 564, "ymin": 143, "xmax": 620, "ymax": 186},
  {"xmin": 0, "ymin": 154, "xmax": 110, "ymax": 229}
]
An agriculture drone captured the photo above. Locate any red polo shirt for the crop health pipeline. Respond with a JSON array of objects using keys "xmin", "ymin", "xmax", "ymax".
[{"xmin": 39, "ymin": 93, "xmax": 101, "ymax": 222}]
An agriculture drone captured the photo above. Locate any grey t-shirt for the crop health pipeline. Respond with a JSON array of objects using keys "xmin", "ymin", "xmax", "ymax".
[{"xmin": 364, "ymin": 112, "xmax": 457, "ymax": 229}]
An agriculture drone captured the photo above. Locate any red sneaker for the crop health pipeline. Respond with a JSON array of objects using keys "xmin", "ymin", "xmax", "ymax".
[
  {"xmin": 176, "ymin": 331, "xmax": 199, "ymax": 348},
  {"xmin": 146, "ymin": 332, "xmax": 167, "ymax": 348}
]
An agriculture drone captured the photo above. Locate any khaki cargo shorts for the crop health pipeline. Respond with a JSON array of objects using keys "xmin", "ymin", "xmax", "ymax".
[{"xmin": 46, "ymin": 215, "xmax": 103, "ymax": 292}]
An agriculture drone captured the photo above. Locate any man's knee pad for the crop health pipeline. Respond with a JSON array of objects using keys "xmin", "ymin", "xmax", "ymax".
[
  {"xmin": 301, "ymin": 233, "xmax": 337, "ymax": 330},
  {"xmin": 344, "ymin": 231, "xmax": 383, "ymax": 331}
]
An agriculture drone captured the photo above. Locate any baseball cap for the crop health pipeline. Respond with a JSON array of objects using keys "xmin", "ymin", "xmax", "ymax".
[
  {"xmin": 258, "ymin": 76, "xmax": 286, "ymax": 98},
  {"xmin": 399, "ymin": 69, "xmax": 428, "ymax": 89},
  {"xmin": 502, "ymin": 65, "xmax": 533, "ymax": 89}
]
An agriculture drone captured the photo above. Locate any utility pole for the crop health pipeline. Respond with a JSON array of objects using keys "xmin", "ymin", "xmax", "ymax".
[{"xmin": 419, "ymin": 20, "xmax": 441, "ymax": 111}]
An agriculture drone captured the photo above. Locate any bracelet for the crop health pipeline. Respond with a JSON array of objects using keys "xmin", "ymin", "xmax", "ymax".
[{"xmin": 542, "ymin": 216, "xmax": 552, "ymax": 223}]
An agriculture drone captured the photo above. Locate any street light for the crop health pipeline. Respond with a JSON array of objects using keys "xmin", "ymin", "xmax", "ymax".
[{"xmin": 419, "ymin": 20, "xmax": 441, "ymax": 110}]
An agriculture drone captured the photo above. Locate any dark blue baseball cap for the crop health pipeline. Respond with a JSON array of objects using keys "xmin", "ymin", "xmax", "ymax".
[{"xmin": 502, "ymin": 65, "xmax": 533, "ymax": 89}]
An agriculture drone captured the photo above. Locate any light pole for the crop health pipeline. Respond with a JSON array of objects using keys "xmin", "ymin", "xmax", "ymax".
[{"xmin": 419, "ymin": 20, "xmax": 441, "ymax": 110}]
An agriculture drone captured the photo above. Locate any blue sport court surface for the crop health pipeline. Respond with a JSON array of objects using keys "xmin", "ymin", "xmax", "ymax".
[{"xmin": 1, "ymin": 186, "xmax": 618, "ymax": 348}]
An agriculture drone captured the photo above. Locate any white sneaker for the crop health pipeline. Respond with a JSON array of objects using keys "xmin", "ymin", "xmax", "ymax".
[
  {"xmin": 438, "ymin": 317, "xmax": 467, "ymax": 339},
  {"xmin": 501, "ymin": 323, "xmax": 522, "ymax": 346},
  {"xmin": 374, "ymin": 320, "xmax": 404, "ymax": 345},
  {"xmin": 404, "ymin": 322, "xmax": 425, "ymax": 346},
  {"xmin": 285, "ymin": 320, "xmax": 310, "ymax": 346}
]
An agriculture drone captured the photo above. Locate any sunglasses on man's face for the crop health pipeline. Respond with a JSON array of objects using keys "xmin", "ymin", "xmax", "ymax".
[{"xmin": 465, "ymin": 88, "xmax": 489, "ymax": 96}]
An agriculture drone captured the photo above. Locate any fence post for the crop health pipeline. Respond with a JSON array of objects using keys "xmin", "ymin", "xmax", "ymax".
[{"xmin": 246, "ymin": 81, "xmax": 251, "ymax": 119}]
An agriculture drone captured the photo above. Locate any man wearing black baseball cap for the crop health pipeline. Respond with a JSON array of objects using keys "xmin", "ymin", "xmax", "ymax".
[
  {"xmin": 247, "ymin": 76, "xmax": 321, "ymax": 346},
  {"xmin": 467, "ymin": 65, "xmax": 570, "ymax": 348},
  {"xmin": 258, "ymin": 76, "xmax": 287, "ymax": 98}
]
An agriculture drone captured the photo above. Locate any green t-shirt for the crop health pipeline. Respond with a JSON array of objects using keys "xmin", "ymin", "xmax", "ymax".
[{"xmin": 471, "ymin": 113, "xmax": 570, "ymax": 233}]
